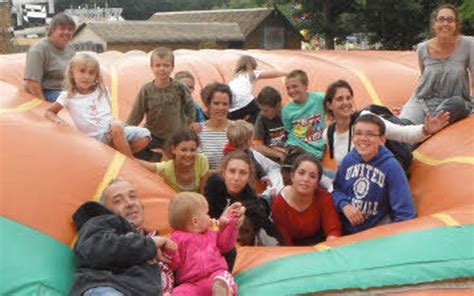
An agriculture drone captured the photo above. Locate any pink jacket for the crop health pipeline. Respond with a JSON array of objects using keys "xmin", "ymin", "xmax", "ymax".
[{"xmin": 168, "ymin": 218, "xmax": 238, "ymax": 284}]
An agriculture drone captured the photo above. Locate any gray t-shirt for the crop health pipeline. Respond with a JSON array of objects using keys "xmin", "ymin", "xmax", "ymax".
[
  {"xmin": 413, "ymin": 36, "xmax": 473, "ymax": 103},
  {"xmin": 24, "ymin": 38, "xmax": 75, "ymax": 90}
]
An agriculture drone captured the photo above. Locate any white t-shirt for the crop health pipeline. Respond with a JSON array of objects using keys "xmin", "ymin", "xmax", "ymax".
[
  {"xmin": 56, "ymin": 89, "xmax": 114, "ymax": 137},
  {"xmin": 323, "ymin": 128, "xmax": 351, "ymax": 165},
  {"xmin": 228, "ymin": 70, "xmax": 262, "ymax": 112}
]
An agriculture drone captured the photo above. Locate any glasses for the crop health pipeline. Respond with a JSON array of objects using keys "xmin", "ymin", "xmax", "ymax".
[
  {"xmin": 435, "ymin": 16, "xmax": 456, "ymax": 23},
  {"xmin": 353, "ymin": 131, "xmax": 381, "ymax": 138}
]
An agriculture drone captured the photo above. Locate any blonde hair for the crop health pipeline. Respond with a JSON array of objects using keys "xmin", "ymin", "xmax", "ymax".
[
  {"xmin": 227, "ymin": 120, "xmax": 254, "ymax": 149},
  {"xmin": 150, "ymin": 47, "xmax": 175, "ymax": 67},
  {"xmin": 234, "ymin": 55, "xmax": 257, "ymax": 82},
  {"xmin": 168, "ymin": 192, "xmax": 207, "ymax": 231},
  {"xmin": 65, "ymin": 53, "xmax": 106, "ymax": 99},
  {"xmin": 285, "ymin": 69, "xmax": 309, "ymax": 86}
]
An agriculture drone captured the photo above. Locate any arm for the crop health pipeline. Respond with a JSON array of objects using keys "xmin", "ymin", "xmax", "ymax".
[
  {"xmin": 271, "ymin": 196, "xmax": 294, "ymax": 246},
  {"xmin": 319, "ymin": 191, "xmax": 342, "ymax": 238},
  {"xmin": 216, "ymin": 214, "xmax": 239, "ymax": 253},
  {"xmin": 196, "ymin": 154, "xmax": 210, "ymax": 194},
  {"xmin": 127, "ymin": 86, "xmax": 147, "ymax": 126},
  {"xmin": 257, "ymin": 70, "xmax": 287, "ymax": 79},
  {"xmin": 75, "ymin": 218, "xmax": 157, "ymax": 269},
  {"xmin": 182, "ymin": 85, "xmax": 196, "ymax": 125},
  {"xmin": 163, "ymin": 234, "xmax": 182, "ymax": 271},
  {"xmin": 332, "ymin": 164, "xmax": 365, "ymax": 226},
  {"xmin": 45, "ymin": 102, "xmax": 69, "ymax": 126},
  {"xmin": 25, "ymin": 80, "xmax": 45, "ymax": 100},
  {"xmin": 387, "ymin": 163, "xmax": 417, "ymax": 222},
  {"xmin": 138, "ymin": 160, "xmax": 159, "ymax": 173}
]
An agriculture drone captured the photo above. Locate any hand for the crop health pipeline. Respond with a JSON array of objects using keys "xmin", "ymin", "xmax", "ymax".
[
  {"xmin": 342, "ymin": 204, "xmax": 365, "ymax": 226},
  {"xmin": 189, "ymin": 122, "xmax": 202, "ymax": 133},
  {"xmin": 163, "ymin": 239, "xmax": 177, "ymax": 252},
  {"xmin": 326, "ymin": 235, "xmax": 338, "ymax": 241},
  {"xmin": 260, "ymin": 176, "xmax": 272, "ymax": 187},
  {"xmin": 220, "ymin": 202, "xmax": 246, "ymax": 229},
  {"xmin": 424, "ymin": 112, "xmax": 450, "ymax": 136}
]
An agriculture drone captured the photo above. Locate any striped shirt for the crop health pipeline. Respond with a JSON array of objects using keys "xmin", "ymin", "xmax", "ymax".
[{"xmin": 199, "ymin": 121, "xmax": 228, "ymax": 169}]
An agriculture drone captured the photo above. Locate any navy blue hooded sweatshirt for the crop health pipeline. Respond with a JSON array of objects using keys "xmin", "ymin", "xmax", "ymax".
[{"xmin": 332, "ymin": 146, "xmax": 416, "ymax": 234}]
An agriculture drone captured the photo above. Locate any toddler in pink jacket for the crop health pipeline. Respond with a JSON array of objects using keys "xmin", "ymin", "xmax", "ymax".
[{"xmin": 167, "ymin": 192, "xmax": 245, "ymax": 296}]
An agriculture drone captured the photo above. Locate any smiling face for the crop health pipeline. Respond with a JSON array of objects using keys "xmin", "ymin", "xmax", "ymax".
[
  {"xmin": 171, "ymin": 140, "xmax": 198, "ymax": 167},
  {"xmin": 326, "ymin": 87, "xmax": 355, "ymax": 120},
  {"xmin": 72, "ymin": 63, "xmax": 98, "ymax": 94},
  {"xmin": 49, "ymin": 24, "xmax": 74, "ymax": 49},
  {"xmin": 223, "ymin": 159, "xmax": 251, "ymax": 195},
  {"xmin": 103, "ymin": 180, "xmax": 145, "ymax": 227},
  {"xmin": 291, "ymin": 160, "xmax": 320, "ymax": 196},
  {"xmin": 151, "ymin": 56, "xmax": 174, "ymax": 82},
  {"xmin": 285, "ymin": 77, "xmax": 308, "ymax": 103},
  {"xmin": 209, "ymin": 91, "xmax": 230, "ymax": 120},
  {"xmin": 352, "ymin": 121, "xmax": 385, "ymax": 162},
  {"xmin": 433, "ymin": 7, "xmax": 458, "ymax": 38}
]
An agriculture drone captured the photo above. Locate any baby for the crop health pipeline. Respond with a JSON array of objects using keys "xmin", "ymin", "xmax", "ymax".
[{"xmin": 167, "ymin": 192, "xmax": 245, "ymax": 296}]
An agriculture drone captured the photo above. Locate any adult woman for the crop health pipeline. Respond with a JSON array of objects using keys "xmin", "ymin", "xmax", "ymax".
[
  {"xmin": 24, "ymin": 13, "xmax": 76, "ymax": 102},
  {"xmin": 323, "ymin": 80, "xmax": 449, "ymax": 165},
  {"xmin": 204, "ymin": 151, "xmax": 282, "ymax": 246},
  {"xmin": 399, "ymin": 4, "xmax": 473, "ymax": 125},
  {"xmin": 198, "ymin": 82, "xmax": 233, "ymax": 169},
  {"xmin": 140, "ymin": 129, "xmax": 209, "ymax": 193},
  {"xmin": 272, "ymin": 154, "xmax": 342, "ymax": 246}
]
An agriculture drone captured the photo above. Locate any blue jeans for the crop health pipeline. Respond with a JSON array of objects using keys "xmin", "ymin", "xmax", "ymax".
[
  {"xmin": 83, "ymin": 286, "xmax": 124, "ymax": 296},
  {"xmin": 43, "ymin": 89, "xmax": 61, "ymax": 102}
]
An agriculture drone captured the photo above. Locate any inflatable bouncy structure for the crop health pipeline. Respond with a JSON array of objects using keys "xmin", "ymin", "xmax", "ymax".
[{"xmin": 1, "ymin": 50, "xmax": 473, "ymax": 295}]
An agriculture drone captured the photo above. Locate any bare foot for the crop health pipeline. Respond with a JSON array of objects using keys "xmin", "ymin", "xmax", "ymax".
[{"xmin": 212, "ymin": 277, "xmax": 232, "ymax": 296}]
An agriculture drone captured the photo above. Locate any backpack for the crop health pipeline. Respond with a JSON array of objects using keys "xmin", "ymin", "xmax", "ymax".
[{"xmin": 327, "ymin": 104, "xmax": 413, "ymax": 176}]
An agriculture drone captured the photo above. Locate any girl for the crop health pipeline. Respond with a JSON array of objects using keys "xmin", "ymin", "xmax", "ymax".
[
  {"xmin": 323, "ymin": 79, "xmax": 450, "ymax": 165},
  {"xmin": 45, "ymin": 53, "xmax": 150, "ymax": 157},
  {"xmin": 228, "ymin": 55, "xmax": 286, "ymax": 123},
  {"xmin": 204, "ymin": 151, "xmax": 282, "ymax": 247},
  {"xmin": 198, "ymin": 82, "xmax": 233, "ymax": 169},
  {"xmin": 399, "ymin": 4, "xmax": 472, "ymax": 125},
  {"xmin": 140, "ymin": 129, "xmax": 209, "ymax": 193},
  {"xmin": 167, "ymin": 192, "xmax": 245, "ymax": 296},
  {"xmin": 272, "ymin": 153, "xmax": 342, "ymax": 246}
]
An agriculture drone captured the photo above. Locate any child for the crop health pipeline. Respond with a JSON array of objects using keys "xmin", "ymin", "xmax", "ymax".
[
  {"xmin": 139, "ymin": 128, "xmax": 209, "ymax": 193},
  {"xmin": 174, "ymin": 71, "xmax": 207, "ymax": 124},
  {"xmin": 224, "ymin": 120, "xmax": 284, "ymax": 197},
  {"xmin": 228, "ymin": 55, "xmax": 286, "ymax": 123},
  {"xmin": 332, "ymin": 114, "xmax": 416, "ymax": 234},
  {"xmin": 167, "ymin": 192, "xmax": 245, "ymax": 296},
  {"xmin": 253, "ymin": 86, "xmax": 288, "ymax": 163},
  {"xmin": 127, "ymin": 47, "xmax": 196, "ymax": 161},
  {"xmin": 282, "ymin": 69, "xmax": 326, "ymax": 159},
  {"xmin": 45, "ymin": 53, "xmax": 150, "ymax": 158}
]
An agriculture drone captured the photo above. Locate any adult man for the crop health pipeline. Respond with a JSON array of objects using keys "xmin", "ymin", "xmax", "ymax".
[
  {"xmin": 332, "ymin": 114, "xmax": 416, "ymax": 234},
  {"xmin": 69, "ymin": 178, "xmax": 173, "ymax": 296},
  {"xmin": 24, "ymin": 13, "xmax": 76, "ymax": 102}
]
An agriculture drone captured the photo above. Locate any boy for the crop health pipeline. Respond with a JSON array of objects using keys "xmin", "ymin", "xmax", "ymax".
[
  {"xmin": 174, "ymin": 70, "xmax": 207, "ymax": 124},
  {"xmin": 253, "ymin": 86, "xmax": 288, "ymax": 163},
  {"xmin": 281, "ymin": 70, "xmax": 326, "ymax": 159},
  {"xmin": 127, "ymin": 47, "xmax": 196, "ymax": 161},
  {"xmin": 332, "ymin": 114, "xmax": 416, "ymax": 234}
]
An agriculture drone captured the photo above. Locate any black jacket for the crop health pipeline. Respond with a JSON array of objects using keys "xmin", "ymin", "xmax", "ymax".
[{"xmin": 69, "ymin": 201, "xmax": 161, "ymax": 296}]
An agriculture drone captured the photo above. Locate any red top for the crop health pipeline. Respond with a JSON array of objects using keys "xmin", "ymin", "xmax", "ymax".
[{"xmin": 272, "ymin": 188, "xmax": 342, "ymax": 246}]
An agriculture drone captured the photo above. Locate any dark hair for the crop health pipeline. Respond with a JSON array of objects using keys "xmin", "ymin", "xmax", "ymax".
[
  {"xmin": 431, "ymin": 4, "xmax": 461, "ymax": 35},
  {"xmin": 286, "ymin": 69, "xmax": 308, "ymax": 85},
  {"xmin": 323, "ymin": 80, "xmax": 354, "ymax": 117},
  {"xmin": 48, "ymin": 13, "xmax": 76, "ymax": 36},
  {"xmin": 354, "ymin": 114, "xmax": 386, "ymax": 136},
  {"xmin": 292, "ymin": 153, "xmax": 323, "ymax": 183},
  {"xmin": 167, "ymin": 129, "xmax": 200, "ymax": 158},
  {"xmin": 201, "ymin": 82, "xmax": 233, "ymax": 108},
  {"xmin": 281, "ymin": 146, "xmax": 306, "ymax": 186},
  {"xmin": 256, "ymin": 86, "xmax": 282, "ymax": 107}
]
